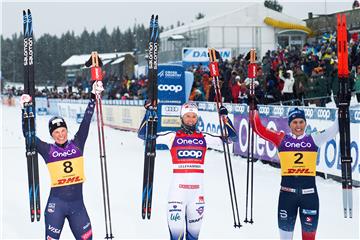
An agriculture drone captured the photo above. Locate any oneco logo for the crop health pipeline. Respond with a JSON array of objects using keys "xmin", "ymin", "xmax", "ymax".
[
  {"xmin": 176, "ymin": 138, "xmax": 204, "ymax": 145},
  {"xmin": 284, "ymin": 141, "xmax": 312, "ymax": 148},
  {"xmin": 52, "ymin": 149, "xmax": 77, "ymax": 158}
]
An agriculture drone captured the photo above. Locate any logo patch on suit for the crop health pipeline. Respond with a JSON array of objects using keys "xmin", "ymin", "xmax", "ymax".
[
  {"xmin": 47, "ymin": 203, "xmax": 56, "ymax": 213},
  {"xmin": 196, "ymin": 206, "xmax": 204, "ymax": 215}
]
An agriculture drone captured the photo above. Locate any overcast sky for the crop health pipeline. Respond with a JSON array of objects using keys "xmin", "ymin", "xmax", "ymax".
[{"xmin": 1, "ymin": 0, "xmax": 355, "ymax": 39}]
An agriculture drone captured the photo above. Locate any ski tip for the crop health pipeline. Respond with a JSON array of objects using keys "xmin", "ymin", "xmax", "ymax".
[
  {"xmin": 27, "ymin": 9, "xmax": 31, "ymax": 14},
  {"xmin": 155, "ymin": 15, "xmax": 158, "ymax": 20},
  {"xmin": 23, "ymin": 10, "xmax": 27, "ymax": 25}
]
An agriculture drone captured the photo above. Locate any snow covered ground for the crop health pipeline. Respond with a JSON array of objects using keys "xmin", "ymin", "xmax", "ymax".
[{"xmin": 1, "ymin": 104, "xmax": 359, "ymax": 239}]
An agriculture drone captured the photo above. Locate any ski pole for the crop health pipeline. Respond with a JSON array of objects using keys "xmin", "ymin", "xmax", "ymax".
[
  {"xmin": 208, "ymin": 48, "xmax": 242, "ymax": 228},
  {"xmin": 245, "ymin": 49, "xmax": 257, "ymax": 224},
  {"xmin": 90, "ymin": 52, "xmax": 114, "ymax": 238}
]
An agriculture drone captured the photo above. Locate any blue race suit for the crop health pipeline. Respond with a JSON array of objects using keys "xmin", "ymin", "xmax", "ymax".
[{"xmin": 23, "ymin": 99, "xmax": 95, "ymax": 240}]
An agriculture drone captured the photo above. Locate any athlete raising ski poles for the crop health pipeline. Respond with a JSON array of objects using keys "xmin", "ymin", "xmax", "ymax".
[
  {"xmin": 20, "ymin": 81, "xmax": 103, "ymax": 239},
  {"xmin": 138, "ymin": 102, "xmax": 237, "ymax": 240},
  {"xmin": 250, "ymin": 105, "xmax": 339, "ymax": 240}
]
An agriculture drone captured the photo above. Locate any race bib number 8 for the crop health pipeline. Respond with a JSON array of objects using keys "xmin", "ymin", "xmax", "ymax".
[
  {"xmin": 47, "ymin": 157, "xmax": 85, "ymax": 187},
  {"xmin": 279, "ymin": 151, "xmax": 317, "ymax": 176}
]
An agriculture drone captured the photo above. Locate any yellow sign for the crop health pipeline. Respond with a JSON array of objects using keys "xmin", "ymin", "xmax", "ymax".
[
  {"xmin": 47, "ymin": 157, "xmax": 85, "ymax": 187},
  {"xmin": 279, "ymin": 151, "xmax": 317, "ymax": 176}
]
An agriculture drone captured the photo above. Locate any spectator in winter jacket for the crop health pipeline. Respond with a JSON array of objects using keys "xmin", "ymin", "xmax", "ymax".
[
  {"xmin": 231, "ymin": 76, "xmax": 248, "ymax": 104},
  {"xmin": 208, "ymin": 78, "xmax": 232, "ymax": 103},
  {"xmin": 293, "ymin": 66, "xmax": 308, "ymax": 105},
  {"xmin": 202, "ymin": 73, "xmax": 212, "ymax": 101},
  {"xmin": 280, "ymin": 69, "xmax": 295, "ymax": 104}
]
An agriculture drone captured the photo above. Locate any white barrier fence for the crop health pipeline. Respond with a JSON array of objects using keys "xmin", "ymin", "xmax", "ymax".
[{"xmin": 40, "ymin": 98, "xmax": 359, "ymax": 182}]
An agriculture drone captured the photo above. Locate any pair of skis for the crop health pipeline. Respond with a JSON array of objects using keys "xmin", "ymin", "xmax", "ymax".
[
  {"xmin": 22, "ymin": 9, "xmax": 41, "ymax": 222},
  {"xmin": 141, "ymin": 14, "xmax": 159, "ymax": 220},
  {"xmin": 208, "ymin": 48, "xmax": 242, "ymax": 228},
  {"xmin": 86, "ymin": 52, "xmax": 114, "ymax": 239},
  {"xmin": 336, "ymin": 14, "xmax": 353, "ymax": 218}
]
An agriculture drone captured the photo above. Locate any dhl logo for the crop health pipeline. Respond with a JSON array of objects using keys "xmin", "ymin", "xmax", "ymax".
[
  {"xmin": 285, "ymin": 168, "xmax": 313, "ymax": 174},
  {"xmin": 57, "ymin": 176, "xmax": 82, "ymax": 185}
]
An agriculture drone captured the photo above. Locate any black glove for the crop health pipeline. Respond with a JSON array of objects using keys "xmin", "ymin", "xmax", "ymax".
[
  {"xmin": 219, "ymin": 105, "xmax": 228, "ymax": 116},
  {"xmin": 144, "ymin": 101, "xmax": 151, "ymax": 110}
]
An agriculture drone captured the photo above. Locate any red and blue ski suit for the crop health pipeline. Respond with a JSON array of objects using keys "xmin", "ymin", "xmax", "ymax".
[
  {"xmin": 138, "ymin": 115, "xmax": 237, "ymax": 240},
  {"xmin": 250, "ymin": 110, "xmax": 339, "ymax": 240},
  {"xmin": 22, "ymin": 99, "xmax": 95, "ymax": 240}
]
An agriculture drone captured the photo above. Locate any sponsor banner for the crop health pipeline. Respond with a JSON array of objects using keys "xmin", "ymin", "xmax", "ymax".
[
  {"xmin": 101, "ymin": 105, "xmax": 145, "ymax": 131},
  {"xmin": 47, "ymin": 99, "xmax": 144, "ymax": 131},
  {"xmin": 231, "ymin": 104, "xmax": 338, "ymax": 121},
  {"xmin": 161, "ymin": 116, "xmax": 181, "ymax": 128},
  {"xmin": 351, "ymin": 109, "xmax": 360, "ymax": 123},
  {"xmin": 46, "ymin": 98, "xmax": 60, "ymax": 115},
  {"xmin": 39, "ymin": 99, "xmax": 360, "ymax": 181},
  {"xmin": 316, "ymin": 123, "xmax": 359, "ymax": 181},
  {"xmin": 35, "ymin": 97, "xmax": 48, "ymax": 113},
  {"xmin": 197, "ymin": 110, "xmax": 225, "ymax": 151},
  {"xmin": 182, "ymin": 48, "xmax": 232, "ymax": 66},
  {"xmin": 157, "ymin": 64, "xmax": 187, "ymax": 133},
  {"xmin": 57, "ymin": 102, "xmax": 88, "ymax": 119},
  {"xmin": 233, "ymin": 112, "xmax": 283, "ymax": 163},
  {"xmin": 157, "ymin": 64, "xmax": 185, "ymax": 104},
  {"xmin": 232, "ymin": 106, "xmax": 359, "ymax": 181},
  {"xmin": 161, "ymin": 105, "xmax": 181, "ymax": 116}
]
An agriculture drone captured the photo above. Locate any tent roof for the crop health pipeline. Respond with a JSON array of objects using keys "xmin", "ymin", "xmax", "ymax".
[
  {"xmin": 160, "ymin": 3, "xmax": 305, "ymax": 38},
  {"xmin": 111, "ymin": 57, "xmax": 125, "ymax": 65},
  {"xmin": 61, "ymin": 52, "xmax": 133, "ymax": 67}
]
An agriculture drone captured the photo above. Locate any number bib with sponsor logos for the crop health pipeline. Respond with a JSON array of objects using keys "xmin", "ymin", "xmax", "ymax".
[
  {"xmin": 170, "ymin": 130, "xmax": 207, "ymax": 174},
  {"xmin": 47, "ymin": 156, "xmax": 85, "ymax": 187},
  {"xmin": 278, "ymin": 135, "xmax": 318, "ymax": 176},
  {"xmin": 47, "ymin": 141, "xmax": 86, "ymax": 188}
]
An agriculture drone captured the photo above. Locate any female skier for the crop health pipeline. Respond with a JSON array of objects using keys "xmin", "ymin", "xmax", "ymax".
[
  {"xmin": 20, "ymin": 81, "xmax": 103, "ymax": 239},
  {"xmin": 138, "ymin": 102, "xmax": 237, "ymax": 240},
  {"xmin": 250, "ymin": 106, "xmax": 339, "ymax": 240}
]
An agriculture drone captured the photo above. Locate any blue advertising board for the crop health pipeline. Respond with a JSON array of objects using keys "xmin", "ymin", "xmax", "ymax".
[{"xmin": 182, "ymin": 47, "xmax": 232, "ymax": 68}]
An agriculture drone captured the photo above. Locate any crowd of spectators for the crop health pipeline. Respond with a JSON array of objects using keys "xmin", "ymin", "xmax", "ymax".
[
  {"xmin": 187, "ymin": 37, "xmax": 360, "ymax": 107},
  {"xmin": 3, "ymin": 35, "xmax": 360, "ymax": 106}
]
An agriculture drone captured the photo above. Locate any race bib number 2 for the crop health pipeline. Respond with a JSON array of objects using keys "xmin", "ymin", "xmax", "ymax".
[
  {"xmin": 279, "ymin": 151, "xmax": 317, "ymax": 176},
  {"xmin": 47, "ymin": 157, "xmax": 85, "ymax": 187}
]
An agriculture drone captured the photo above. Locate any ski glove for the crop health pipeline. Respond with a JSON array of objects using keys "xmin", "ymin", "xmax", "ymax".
[
  {"xmin": 219, "ymin": 105, "xmax": 228, "ymax": 116},
  {"xmin": 20, "ymin": 94, "xmax": 32, "ymax": 108},
  {"xmin": 91, "ymin": 81, "xmax": 104, "ymax": 96}
]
